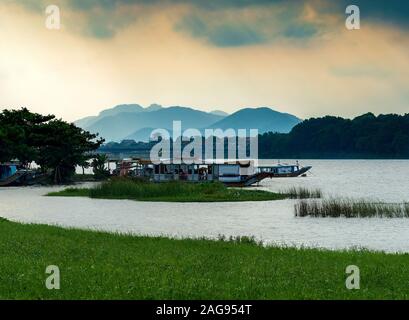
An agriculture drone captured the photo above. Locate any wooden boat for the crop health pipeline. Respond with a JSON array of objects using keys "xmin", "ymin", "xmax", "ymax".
[
  {"xmin": 257, "ymin": 164, "xmax": 312, "ymax": 178},
  {"xmin": 0, "ymin": 163, "xmax": 48, "ymax": 186},
  {"xmin": 222, "ymin": 165, "xmax": 312, "ymax": 187},
  {"xmin": 113, "ymin": 158, "xmax": 312, "ymax": 187}
]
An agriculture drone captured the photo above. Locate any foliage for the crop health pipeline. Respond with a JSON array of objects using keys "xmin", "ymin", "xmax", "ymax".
[
  {"xmin": 0, "ymin": 108, "xmax": 104, "ymax": 183},
  {"xmin": 0, "ymin": 108, "xmax": 54, "ymax": 164},
  {"xmin": 91, "ymin": 154, "xmax": 110, "ymax": 180},
  {"xmin": 259, "ymin": 113, "xmax": 409, "ymax": 158}
]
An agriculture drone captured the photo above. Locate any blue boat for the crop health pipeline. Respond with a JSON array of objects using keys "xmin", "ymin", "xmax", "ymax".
[{"xmin": 0, "ymin": 163, "xmax": 47, "ymax": 186}]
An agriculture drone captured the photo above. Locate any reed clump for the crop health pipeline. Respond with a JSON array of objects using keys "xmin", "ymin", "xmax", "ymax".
[
  {"xmin": 295, "ymin": 199, "xmax": 409, "ymax": 218},
  {"xmin": 282, "ymin": 187, "xmax": 322, "ymax": 199},
  {"xmin": 89, "ymin": 177, "xmax": 227, "ymax": 199}
]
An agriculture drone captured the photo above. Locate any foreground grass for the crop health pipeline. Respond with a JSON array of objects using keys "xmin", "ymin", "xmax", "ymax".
[
  {"xmin": 48, "ymin": 178, "xmax": 287, "ymax": 202},
  {"xmin": 1, "ymin": 218, "xmax": 409, "ymax": 299},
  {"xmin": 295, "ymin": 199, "xmax": 409, "ymax": 218}
]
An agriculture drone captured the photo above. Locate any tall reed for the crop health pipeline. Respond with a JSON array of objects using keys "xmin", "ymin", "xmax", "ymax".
[
  {"xmin": 281, "ymin": 187, "xmax": 322, "ymax": 199},
  {"xmin": 295, "ymin": 199, "xmax": 409, "ymax": 218}
]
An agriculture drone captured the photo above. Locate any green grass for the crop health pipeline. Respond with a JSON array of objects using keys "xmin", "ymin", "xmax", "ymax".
[
  {"xmin": 280, "ymin": 187, "xmax": 322, "ymax": 199},
  {"xmin": 1, "ymin": 218, "xmax": 409, "ymax": 299},
  {"xmin": 295, "ymin": 199, "xmax": 409, "ymax": 218},
  {"xmin": 48, "ymin": 178, "xmax": 287, "ymax": 202}
]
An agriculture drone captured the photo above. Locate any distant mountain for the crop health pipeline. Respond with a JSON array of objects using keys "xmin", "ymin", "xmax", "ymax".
[
  {"xmin": 74, "ymin": 116, "xmax": 99, "ymax": 129},
  {"xmin": 98, "ymin": 104, "xmax": 144, "ymax": 118},
  {"xmin": 74, "ymin": 104, "xmax": 146, "ymax": 129},
  {"xmin": 208, "ymin": 107, "xmax": 301, "ymax": 134},
  {"xmin": 145, "ymin": 104, "xmax": 163, "ymax": 112},
  {"xmin": 85, "ymin": 106, "xmax": 224, "ymax": 142},
  {"xmin": 76, "ymin": 104, "xmax": 301, "ymax": 142},
  {"xmin": 124, "ymin": 127, "xmax": 156, "ymax": 142}
]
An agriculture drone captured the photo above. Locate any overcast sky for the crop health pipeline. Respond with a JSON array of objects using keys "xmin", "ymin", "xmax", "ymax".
[{"xmin": 0, "ymin": 0, "xmax": 408, "ymax": 121}]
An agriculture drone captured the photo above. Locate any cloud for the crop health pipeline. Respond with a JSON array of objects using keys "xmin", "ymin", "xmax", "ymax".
[
  {"xmin": 283, "ymin": 23, "xmax": 317, "ymax": 39},
  {"xmin": 6, "ymin": 0, "xmax": 409, "ymax": 44},
  {"xmin": 177, "ymin": 15, "xmax": 265, "ymax": 47},
  {"xmin": 176, "ymin": 2, "xmax": 321, "ymax": 47},
  {"xmin": 330, "ymin": 65, "xmax": 392, "ymax": 79}
]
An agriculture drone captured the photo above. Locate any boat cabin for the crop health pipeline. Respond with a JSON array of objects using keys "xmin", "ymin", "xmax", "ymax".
[
  {"xmin": 115, "ymin": 158, "xmax": 256, "ymax": 183},
  {"xmin": 258, "ymin": 164, "xmax": 300, "ymax": 175},
  {"xmin": 0, "ymin": 163, "xmax": 18, "ymax": 181},
  {"xmin": 150, "ymin": 161, "xmax": 254, "ymax": 183}
]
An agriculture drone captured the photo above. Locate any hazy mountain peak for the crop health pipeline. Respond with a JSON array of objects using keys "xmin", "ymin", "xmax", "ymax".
[
  {"xmin": 146, "ymin": 104, "xmax": 163, "ymax": 112},
  {"xmin": 209, "ymin": 106, "xmax": 301, "ymax": 134},
  {"xmin": 99, "ymin": 104, "xmax": 144, "ymax": 117},
  {"xmin": 210, "ymin": 110, "xmax": 229, "ymax": 116}
]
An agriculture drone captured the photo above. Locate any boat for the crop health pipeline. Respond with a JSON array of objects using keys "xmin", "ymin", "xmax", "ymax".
[
  {"xmin": 257, "ymin": 163, "xmax": 312, "ymax": 178},
  {"xmin": 112, "ymin": 158, "xmax": 312, "ymax": 187},
  {"xmin": 0, "ymin": 163, "xmax": 48, "ymax": 187}
]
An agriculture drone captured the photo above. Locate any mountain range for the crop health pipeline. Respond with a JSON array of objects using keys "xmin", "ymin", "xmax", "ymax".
[{"xmin": 75, "ymin": 104, "xmax": 302, "ymax": 142}]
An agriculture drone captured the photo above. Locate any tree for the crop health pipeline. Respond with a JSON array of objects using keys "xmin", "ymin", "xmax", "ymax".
[
  {"xmin": 0, "ymin": 126, "xmax": 14, "ymax": 163},
  {"xmin": 91, "ymin": 154, "xmax": 110, "ymax": 180},
  {"xmin": 34, "ymin": 119, "xmax": 104, "ymax": 183},
  {"xmin": 0, "ymin": 108, "xmax": 105, "ymax": 183},
  {"xmin": 0, "ymin": 108, "xmax": 54, "ymax": 164}
]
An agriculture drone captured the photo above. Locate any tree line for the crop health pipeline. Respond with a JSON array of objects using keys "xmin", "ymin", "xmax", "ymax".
[
  {"xmin": 0, "ymin": 108, "xmax": 105, "ymax": 183},
  {"xmin": 258, "ymin": 113, "xmax": 409, "ymax": 159}
]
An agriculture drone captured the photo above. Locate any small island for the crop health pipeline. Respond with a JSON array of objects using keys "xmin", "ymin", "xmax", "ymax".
[{"xmin": 48, "ymin": 178, "xmax": 287, "ymax": 202}]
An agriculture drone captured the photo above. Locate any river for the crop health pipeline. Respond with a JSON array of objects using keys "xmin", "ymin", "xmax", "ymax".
[{"xmin": 1, "ymin": 160, "xmax": 409, "ymax": 253}]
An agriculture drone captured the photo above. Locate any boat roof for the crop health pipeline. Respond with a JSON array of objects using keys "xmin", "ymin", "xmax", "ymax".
[{"xmin": 116, "ymin": 158, "xmax": 256, "ymax": 166}]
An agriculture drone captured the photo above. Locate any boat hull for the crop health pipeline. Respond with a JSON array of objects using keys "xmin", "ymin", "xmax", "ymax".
[
  {"xmin": 223, "ymin": 166, "xmax": 312, "ymax": 187},
  {"xmin": 266, "ymin": 166, "xmax": 312, "ymax": 178}
]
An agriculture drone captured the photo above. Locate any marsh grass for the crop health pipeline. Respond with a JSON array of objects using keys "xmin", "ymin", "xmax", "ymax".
[
  {"xmin": 281, "ymin": 187, "xmax": 322, "ymax": 199},
  {"xmin": 295, "ymin": 199, "xmax": 409, "ymax": 218},
  {"xmin": 2, "ymin": 218, "xmax": 409, "ymax": 299},
  {"xmin": 48, "ymin": 178, "xmax": 286, "ymax": 202}
]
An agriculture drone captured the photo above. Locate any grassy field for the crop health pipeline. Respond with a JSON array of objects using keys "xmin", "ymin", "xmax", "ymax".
[
  {"xmin": 48, "ymin": 178, "xmax": 287, "ymax": 202},
  {"xmin": 1, "ymin": 218, "xmax": 409, "ymax": 300}
]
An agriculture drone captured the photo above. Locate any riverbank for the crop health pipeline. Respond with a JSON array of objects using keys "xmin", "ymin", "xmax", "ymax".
[
  {"xmin": 47, "ymin": 178, "xmax": 287, "ymax": 202},
  {"xmin": 1, "ymin": 218, "xmax": 408, "ymax": 299}
]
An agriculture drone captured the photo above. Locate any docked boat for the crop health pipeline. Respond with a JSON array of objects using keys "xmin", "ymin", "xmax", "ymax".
[
  {"xmin": 257, "ymin": 163, "xmax": 312, "ymax": 178},
  {"xmin": 113, "ymin": 158, "xmax": 312, "ymax": 187},
  {"xmin": 0, "ymin": 163, "xmax": 47, "ymax": 187}
]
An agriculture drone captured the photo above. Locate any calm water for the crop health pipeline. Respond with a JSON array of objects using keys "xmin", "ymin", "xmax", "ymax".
[{"xmin": 1, "ymin": 160, "xmax": 409, "ymax": 253}]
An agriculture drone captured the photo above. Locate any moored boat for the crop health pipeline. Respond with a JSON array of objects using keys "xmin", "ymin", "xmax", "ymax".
[
  {"xmin": 257, "ymin": 163, "xmax": 312, "ymax": 178},
  {"xmin": 112, "ymin": 158, "xmax": 312, "ymax": 187},
  {"xmin": 0, "ymin": 163, "xmax": 47, "ymax": 187}
]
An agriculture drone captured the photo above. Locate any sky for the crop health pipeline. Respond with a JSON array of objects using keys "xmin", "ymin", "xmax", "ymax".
[{"xmin": 0, "ymin": 0, "xmax": 408, "ymax": 122}]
